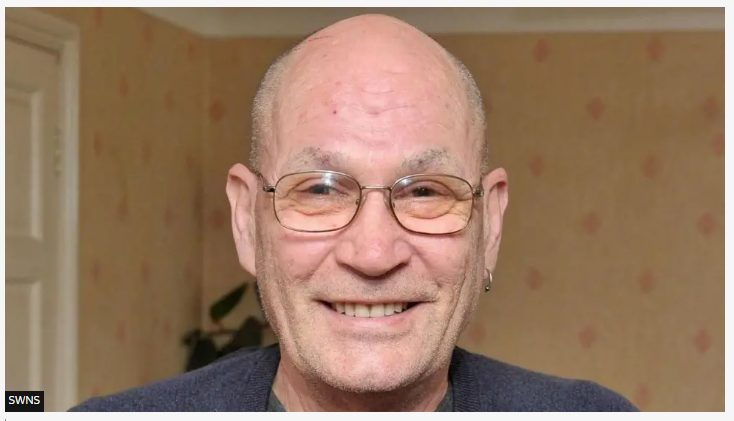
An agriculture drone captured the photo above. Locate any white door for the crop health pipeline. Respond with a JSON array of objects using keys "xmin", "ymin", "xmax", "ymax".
[{"xmin": 5, "ymin": 35, "xmax": 62, "ymax": 411}]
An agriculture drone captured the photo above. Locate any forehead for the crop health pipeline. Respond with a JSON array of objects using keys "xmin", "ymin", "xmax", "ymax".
[{"xmin": 270, "ymin": 46, "xmax": 475, "ymax": 180}]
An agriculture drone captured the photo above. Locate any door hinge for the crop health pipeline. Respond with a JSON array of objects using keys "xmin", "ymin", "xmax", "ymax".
[{"xmin": 54, "ymin": 128, "xmax": 62, "ymax": 177}]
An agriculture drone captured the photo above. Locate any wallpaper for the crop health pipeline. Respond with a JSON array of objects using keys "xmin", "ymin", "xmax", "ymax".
[
  {"xmin": 440, "ymin": 33, "xmax": 724, "ymax": 412},
  {"xmin": 37, "ymin": 7, "xmax": 207, "ymax": 402},
  {"xmin": 38, "ymin": 8, "xmax": 723, "ymax": 412}
]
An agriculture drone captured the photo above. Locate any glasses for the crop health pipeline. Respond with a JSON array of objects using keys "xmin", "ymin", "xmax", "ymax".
[{"xmin": 257, "ymin": 170, "xmax": 484, "ymax": 235}]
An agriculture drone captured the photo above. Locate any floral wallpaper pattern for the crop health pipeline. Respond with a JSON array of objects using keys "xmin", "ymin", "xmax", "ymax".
[{"xmin": 38, "ymin": 7, "xmax": 206, "ymax": 401}]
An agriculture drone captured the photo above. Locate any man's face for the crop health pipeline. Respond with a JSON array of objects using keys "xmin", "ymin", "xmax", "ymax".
[{"xmin": 230, "ymin": 34, "xmax": 507, "ymax": 393}]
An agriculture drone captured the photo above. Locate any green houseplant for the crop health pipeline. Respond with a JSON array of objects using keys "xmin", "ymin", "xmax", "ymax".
[{"xmin": 181, "ymin": 282, "xmax": 267, "ymax": 372}]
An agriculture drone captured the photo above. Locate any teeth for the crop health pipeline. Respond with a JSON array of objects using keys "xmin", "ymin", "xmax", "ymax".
[
  {"xmin": 369, "ymin": 304, "xmax": 384, "ymax": 317},
  {"xmin": 330, "ymin": 302, "xmax": 409, "ymax": 318},
  {"xmin": 355, "ymin": 304, "xmax": 370, "ymax": 317}
]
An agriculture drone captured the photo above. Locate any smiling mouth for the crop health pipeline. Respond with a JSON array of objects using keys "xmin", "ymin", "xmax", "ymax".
[{"xmin": 320, "ymin": 301, "xmax": 420, "ymax": 318}]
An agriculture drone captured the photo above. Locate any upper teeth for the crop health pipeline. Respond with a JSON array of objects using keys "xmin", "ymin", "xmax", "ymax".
[{"xmin": 332, "ymin": 303, "xmax": 408, "ymax": 318}]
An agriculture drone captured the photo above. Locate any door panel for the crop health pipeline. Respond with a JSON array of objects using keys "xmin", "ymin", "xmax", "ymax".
[{"xmin": 5, "ymin": 36, "xmax": 61, "ymax": 411}]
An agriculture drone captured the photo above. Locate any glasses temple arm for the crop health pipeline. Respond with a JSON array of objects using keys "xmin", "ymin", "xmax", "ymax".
[{"xmin": 253, "ymin": 171, "xmax": 276, "ymax": 192}]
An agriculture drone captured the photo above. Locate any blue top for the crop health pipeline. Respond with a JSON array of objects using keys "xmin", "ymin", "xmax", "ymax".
[{"xmin": 68, "ymin": 344, "xmax": 639, "ymax": 412}]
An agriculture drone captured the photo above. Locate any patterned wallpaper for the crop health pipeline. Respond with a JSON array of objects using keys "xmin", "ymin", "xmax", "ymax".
[
  {"xmin": 39, "ymin": 8, "xmax": 723, "ymax": 411},
  {"xmin": 38, "ymin": 8, "xmax": 206, "ymax": 402},
  {"xmin": 440, "ymin": 33, "xmax": 724, "ymax": 412}
]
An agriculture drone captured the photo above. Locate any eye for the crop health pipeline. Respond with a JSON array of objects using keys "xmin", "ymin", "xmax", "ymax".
[
  {"xmin": 397, "ymin": 182, "xmax": 452, "ymax": 199},
  {"xmin": 303, "ymin": 183, "xmax": 338, "ymax": 195},
  {"xmin": 291, "ymin": 177, "xmax": 355, "ymax": 198},
  {"xmin": 410, "ymin": 186, "xmax": 438, "ymax": 197}
]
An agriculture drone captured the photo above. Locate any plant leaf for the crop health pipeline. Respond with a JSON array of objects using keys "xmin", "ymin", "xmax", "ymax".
[
  {"xmin": 184, "ymin": 337, "xmax": 219, "ymax": 372},
  {"xmin": 209, "ymin": 282, "xmax": 247, "ymax": 323},
  {"xmin": 224, "ymin": 317, "xmax": 264, "ymax": 354},
  {"xmin": 181, "ymin": 328, "xmax": 202, "ymax": 346}
]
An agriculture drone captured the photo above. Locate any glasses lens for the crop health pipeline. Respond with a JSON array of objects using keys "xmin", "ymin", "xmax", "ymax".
[
  {"xmin": 273, "ymin": 171, "xmax": 360, "ymax": 232},
  {"xmin": 391, "ymin": 175, "xmax": 474, "ymax": 234}
]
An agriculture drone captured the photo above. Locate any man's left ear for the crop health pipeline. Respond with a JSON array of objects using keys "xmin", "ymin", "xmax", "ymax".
[{"xmin": 481, "ymin": 168, "xmax": 509, "ymax": 272}]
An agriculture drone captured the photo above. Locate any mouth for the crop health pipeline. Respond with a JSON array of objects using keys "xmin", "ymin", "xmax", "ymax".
[{"xmin": 319, "ymin": 301, "xmax": 420, "ymax": 318}]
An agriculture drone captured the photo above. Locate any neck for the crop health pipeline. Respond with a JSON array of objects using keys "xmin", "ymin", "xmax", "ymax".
[{"xmin": 272, "ymin": 358, "xmax": 449, "ymax": 412}]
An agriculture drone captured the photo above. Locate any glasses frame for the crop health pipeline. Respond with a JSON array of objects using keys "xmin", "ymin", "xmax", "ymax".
[{"xmin": 256, "ymin": 170, "xmax": 485, "ymax": 236}]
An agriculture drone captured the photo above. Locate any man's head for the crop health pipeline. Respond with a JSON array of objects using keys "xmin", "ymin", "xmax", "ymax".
[{"xmin": 227, "ymin": 14, "xmax": 508, "ymax": 394}]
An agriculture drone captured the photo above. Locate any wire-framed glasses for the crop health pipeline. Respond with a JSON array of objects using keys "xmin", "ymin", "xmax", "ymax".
[{"xmin": 257, "ymin": 170, "xmax": 484, "ymax": 235}]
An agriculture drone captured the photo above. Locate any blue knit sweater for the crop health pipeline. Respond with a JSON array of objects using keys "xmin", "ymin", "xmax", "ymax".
[{"xmin": 68, "ymin": 344, "xmax": 638, "ymax": 412}]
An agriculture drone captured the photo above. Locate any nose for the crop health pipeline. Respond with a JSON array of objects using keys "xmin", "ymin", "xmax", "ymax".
[{"xmin": 333, "ymin": 189, "xmax": 412, "ymax": 278}]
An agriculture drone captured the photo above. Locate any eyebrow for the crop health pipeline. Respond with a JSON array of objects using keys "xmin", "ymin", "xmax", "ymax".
[
  {"xmin": 282, "ymin": 147, "xmax": 463, "ymax": 177},
  {"xmin": 400, "ymin": 148, "xmax": 462, "ymax": 175},
  {"xmin": 283, "ymin": 147, "xmax": 347, "ymax": 173}
]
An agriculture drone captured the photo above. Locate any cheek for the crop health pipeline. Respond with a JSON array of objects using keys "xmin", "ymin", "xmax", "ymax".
[
  {"xmin": 256, "ymin": 201, "xmax": 333, "ymax": 281},
  {"xmin": 273, "ymin": 232, "xmax": 335, "ymax": 281},
  {"xmin": 416, "ymin": 237, "xmax": 474, "ymax": 284}
]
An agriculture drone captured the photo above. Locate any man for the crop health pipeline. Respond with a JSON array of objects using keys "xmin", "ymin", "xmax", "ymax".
[{"xmin": 70, "ymin": 14, "xmax": 638, "ymax": 412}]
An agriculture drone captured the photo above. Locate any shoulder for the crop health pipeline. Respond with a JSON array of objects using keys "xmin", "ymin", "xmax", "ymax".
[
  {"xmin": 67, "ymin": 345, "xmax": 279, "ymax": 412},
  {"xmin": 453, "ymin": 348, "xmax": 639, "ymax": 412}
]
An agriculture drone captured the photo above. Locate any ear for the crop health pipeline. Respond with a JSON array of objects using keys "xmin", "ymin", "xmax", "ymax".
[
  {"xmin": 481, "ymin": 168, "xmax": 509, "ymax": 272},
  {"xmin": 226, "ymin": 163, "xmax": 259, "ymax": 277}
]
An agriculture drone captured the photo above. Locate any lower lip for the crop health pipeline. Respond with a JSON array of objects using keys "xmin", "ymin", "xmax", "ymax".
[{"xmin": 319, "ymin": 302, "xmax": 421, "ymax": 330}]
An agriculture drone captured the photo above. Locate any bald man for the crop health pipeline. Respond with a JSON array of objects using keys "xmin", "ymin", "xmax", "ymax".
[{"xmin": 70, "ymin": 15, "xmax": 638, "ymax": 412}]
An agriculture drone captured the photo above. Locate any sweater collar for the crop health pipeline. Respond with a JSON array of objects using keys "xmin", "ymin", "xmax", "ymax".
[{"xmin": 448, "ymin": 347, "xmax": 482, "ymax": 411}]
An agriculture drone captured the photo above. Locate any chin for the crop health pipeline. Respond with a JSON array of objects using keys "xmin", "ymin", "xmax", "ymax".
[
  {"xmin": 298, "ymin": 334, "xmax": 434, "ymax": 393},
  {"xmin": 327, "ymin": 347, "xmax": 426, "ymax": 392},
  {"xmin": 280, "ymin": 300, "xmax": 450, "ymax": 393}
]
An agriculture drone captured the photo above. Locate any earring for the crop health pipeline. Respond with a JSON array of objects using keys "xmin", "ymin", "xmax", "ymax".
[{"xmin": 484, "ymin": 268, "xmax": 493, "ymax": 293}]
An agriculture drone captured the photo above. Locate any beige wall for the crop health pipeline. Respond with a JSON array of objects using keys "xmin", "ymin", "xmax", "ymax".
[
  {"xmin": 38, "ymin": 7, "xmax": 207, "ymax": 401},
  {"xmin": 41, "ymin": 8, "xmax": 723, "ymax": 411},
  {"xmin": 442, "ymin": 33, "xmax": 724, "ymax": 412}
]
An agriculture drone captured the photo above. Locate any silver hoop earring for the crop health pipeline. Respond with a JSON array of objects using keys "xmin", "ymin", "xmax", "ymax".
[{"xmin": 484, "ymin": 268, "xmax": 493, "ymax": 293}]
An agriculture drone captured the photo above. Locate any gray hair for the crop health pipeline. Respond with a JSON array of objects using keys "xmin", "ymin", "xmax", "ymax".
[{"xmin": 249, "ymin": 32, "xmax": 489, "ymax": 175}]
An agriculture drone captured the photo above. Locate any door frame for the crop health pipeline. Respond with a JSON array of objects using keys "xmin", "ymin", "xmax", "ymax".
[{"xmin": 5, "ymin": 7, "xmax": 80, "ymax": 411}]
